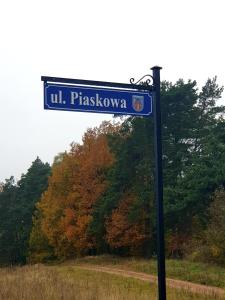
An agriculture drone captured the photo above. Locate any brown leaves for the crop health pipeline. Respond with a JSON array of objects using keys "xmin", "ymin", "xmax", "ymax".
[
  {"xmin": 34, "ymin": 122, "xmax": 115, "ymax": 258},
  {"xmin": 105, "ymin": 193, "xmax": 147, "ymax": 253}
]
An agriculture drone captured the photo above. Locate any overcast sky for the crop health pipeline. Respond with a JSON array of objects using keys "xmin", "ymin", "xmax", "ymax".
[{"xmin": 0, "ymin": 0, "xmax": 224, "ymax": 182}]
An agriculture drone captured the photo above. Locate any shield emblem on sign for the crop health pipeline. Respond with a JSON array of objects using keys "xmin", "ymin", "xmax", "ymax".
[{"xmin": 132, "ymin": 95, "xmax": 144, "ymax": 112}]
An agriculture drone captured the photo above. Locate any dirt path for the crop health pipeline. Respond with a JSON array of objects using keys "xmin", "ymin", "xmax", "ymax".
[{"xmin": 77, "ymin": 265, "xmax": 225, "ymax": 298}]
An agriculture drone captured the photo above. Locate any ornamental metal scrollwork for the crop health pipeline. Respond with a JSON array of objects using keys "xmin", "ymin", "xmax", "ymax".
[{"xmin": 130, "ymin": 74, "xmax": 154, "ymax": 87}]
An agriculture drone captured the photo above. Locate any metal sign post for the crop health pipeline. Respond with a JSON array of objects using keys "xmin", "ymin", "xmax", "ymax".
[
  {"xmin": 152, "ymin": 66, "xmax": 167, "ymax": 300},
  {"xmin": 41, "ymin": 66, "xmax": 166, "ymax": 300}
]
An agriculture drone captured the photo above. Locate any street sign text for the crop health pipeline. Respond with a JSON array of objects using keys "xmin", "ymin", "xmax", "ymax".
[{"xmin": 44, "ymin": 83, "xmax": 152, "ymax": 116}]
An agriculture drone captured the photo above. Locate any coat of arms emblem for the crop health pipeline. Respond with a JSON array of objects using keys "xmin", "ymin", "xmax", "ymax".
[{"xmin": 132, "ymin": 95, "xmax": 144, "ymax": 112}]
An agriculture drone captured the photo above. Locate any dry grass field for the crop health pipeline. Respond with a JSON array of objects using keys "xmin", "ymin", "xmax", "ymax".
[{"xmin": 0, "ymin": 263, "xmax": 224, "ymax": 300}]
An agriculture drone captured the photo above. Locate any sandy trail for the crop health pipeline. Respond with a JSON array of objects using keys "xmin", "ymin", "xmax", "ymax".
[{"xmin": 77, "ymin": 264, "xmax": 225, "ymax": 298}]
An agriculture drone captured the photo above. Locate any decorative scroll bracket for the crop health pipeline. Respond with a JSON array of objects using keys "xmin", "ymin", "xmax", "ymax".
[{"xmin": 129, "ymin": 74, "xmax": 154, "ymax": 90}]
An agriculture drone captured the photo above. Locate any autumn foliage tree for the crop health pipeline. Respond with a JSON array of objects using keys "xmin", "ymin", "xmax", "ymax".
[
  {"xmin": 30, "ymin": 122, "xmax": 115, "ymax": 260},
  {"xmin": 105, "ymin": 193, "xmax": 149, "ymax": 255}
]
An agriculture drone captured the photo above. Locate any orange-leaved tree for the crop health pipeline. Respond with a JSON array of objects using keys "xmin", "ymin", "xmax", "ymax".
[
  {"xmin": 105, "ymin": 193, "xmax": 149, "ymax": 255},
  {"xmin": 30, "ymin": 122, "xmax": 116, "ymax": 260}
]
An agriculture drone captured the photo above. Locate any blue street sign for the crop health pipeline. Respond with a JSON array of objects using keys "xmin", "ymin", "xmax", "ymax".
[{"xmin": 44, "ymin": 83, "xmax": 152, "ymax": 116}]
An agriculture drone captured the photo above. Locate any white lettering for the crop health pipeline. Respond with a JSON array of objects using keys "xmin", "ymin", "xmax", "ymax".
[
  {"xmin": 110, "ymin": 98, "xmax": 120, "ymax": 107},
  {"xmin": 79, "ymin": 92, "xmax": 83, "ymax": 105},
  {"xmin": 58, "ymin": 90, "xmax": 63, "ymax": 104},
  {"xmin": 83, "ymin": 96, "xmax": 89, "ymax": 106},
  {"xmin": 70, "ymin": 91, "xmax": 127, "ymax": 110},
  {"xmin": 51, "ymin": 91, "xmax": 64, "ymax": 104},
  {"xmin": 121, "ymin": 99, "xmax": 127, "ymax": 109},
  {"xmin": 103, "ymin": 98, "xmax": 110, "ymax": 107},
  {"xmin": 90, "ymin": 97, "xmax": 95, "ymax": 106},
  {"xmin": 95, "ymin": 94, "xmax": 103, "ymax": 107},
  {"xmin": 51, "ymin": 94, "xmax": 56, "ymax": 103},
  {"xmin": 71, "ymin": 92, "xmax": 79, "ymax": 105}
]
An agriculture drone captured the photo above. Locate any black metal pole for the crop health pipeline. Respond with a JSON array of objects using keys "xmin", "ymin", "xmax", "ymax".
[{"xmin": 151, "ymin": 66, "xmax": 167, "ymax": 300}]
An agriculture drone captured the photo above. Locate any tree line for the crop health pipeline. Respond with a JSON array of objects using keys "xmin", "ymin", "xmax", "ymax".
[{"xmin": 0, "ymin": 77, "xmax": 225, "ymax": 265}]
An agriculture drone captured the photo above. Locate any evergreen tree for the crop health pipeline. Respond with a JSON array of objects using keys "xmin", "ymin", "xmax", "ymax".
[
  {"xmin": 0, "ymin": 177, "xmax": 19, "ymax": 264},
  {"xmin": 0, "ymin": 158, "xmax": 51, "ymax": 264}
]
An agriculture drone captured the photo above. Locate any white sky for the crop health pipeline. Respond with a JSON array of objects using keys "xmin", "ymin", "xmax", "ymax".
[{"xmin": 0, "ymin": 0, "xmax": 225, "ymax": 182}]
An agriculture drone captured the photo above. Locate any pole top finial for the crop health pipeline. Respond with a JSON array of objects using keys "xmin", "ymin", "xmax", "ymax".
[{"xmin": 151, "ymin": 66, "xmax": 162, "ymax": 70}]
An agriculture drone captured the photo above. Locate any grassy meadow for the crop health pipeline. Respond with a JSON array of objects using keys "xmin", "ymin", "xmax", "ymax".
[{"xmin": 0, "ymin": 262, "xmax": 224, "ymax": 300}]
